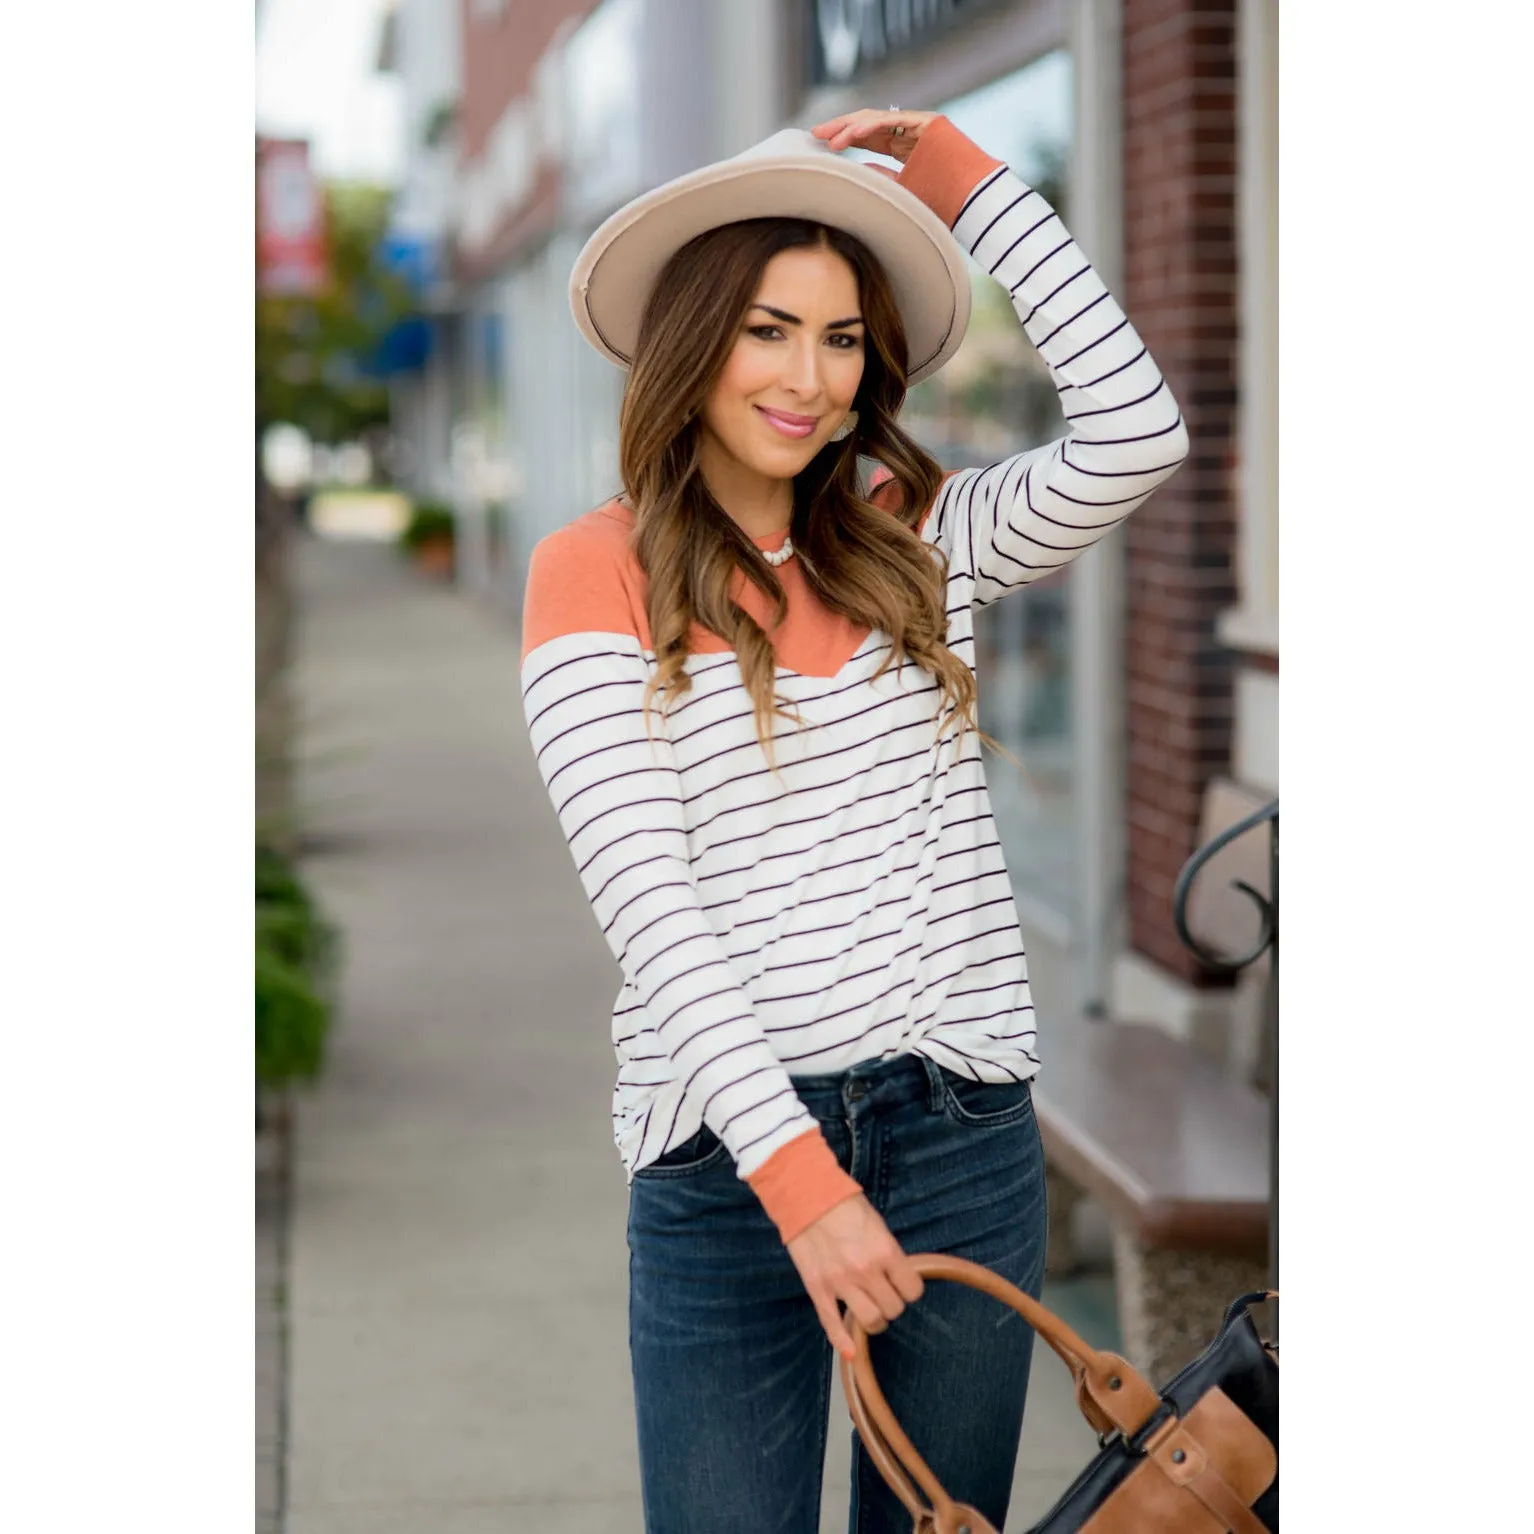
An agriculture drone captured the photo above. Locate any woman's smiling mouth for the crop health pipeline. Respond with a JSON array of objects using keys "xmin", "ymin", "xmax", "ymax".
[{"xmin": 755, "ymin": 406, "xmax": 820, "ymax": 438}]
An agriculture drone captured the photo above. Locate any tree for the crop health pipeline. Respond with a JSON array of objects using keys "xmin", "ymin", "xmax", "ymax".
[
  {"xmin": 255, "ymin": 180, "xmax": 413, "ymax": 445},
  {"xmin": 255, "ymin": 180, "xmax": 411, "ymax": 861}
]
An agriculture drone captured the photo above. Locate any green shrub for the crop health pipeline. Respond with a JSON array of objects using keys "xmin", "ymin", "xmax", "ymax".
[
  {"xmin": 256, "ymin": 941, "xmax": 328, "ymax": 1084},
  {"xmin": 256, "ymin": 843, "xmax": 340, "ymax": 1086},
  {"xmin": 399, "ymin": 502, "xmax": 456, "ymax": 552},
  {"xmin": 256, "ymin": 840, "xmax": 306, "ymax": 906}
]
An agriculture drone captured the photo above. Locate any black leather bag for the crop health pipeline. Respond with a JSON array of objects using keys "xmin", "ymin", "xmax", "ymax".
[{"xmin": 840, "ymin": 1254, "xmax": 1278, "ymax": 1533}]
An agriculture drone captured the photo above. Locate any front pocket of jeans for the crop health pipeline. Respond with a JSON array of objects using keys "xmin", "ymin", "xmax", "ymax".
[
  {"xmin": 940, "ymin": 1072, "xmax": 1035, "ymax": 1128},
  {"xmin": 632, "ymin": 1125, "xmax": 730, "ymax": 1179}
]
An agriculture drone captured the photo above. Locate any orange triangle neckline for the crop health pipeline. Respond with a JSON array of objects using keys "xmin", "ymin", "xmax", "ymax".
[{"xmin": 601, "ymin": 497, "xmax": 874, "ymax": 679}]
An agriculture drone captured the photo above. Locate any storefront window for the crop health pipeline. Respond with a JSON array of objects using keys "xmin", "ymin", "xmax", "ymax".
[{"xmin": 898, "ymin": 50, "xmax": 1077, "ymax": 917}]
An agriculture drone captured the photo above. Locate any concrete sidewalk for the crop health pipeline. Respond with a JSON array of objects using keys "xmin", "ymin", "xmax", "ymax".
[{"xmin": 284, "ymin": 533, "xmax": 1106, "ymax": 1532}]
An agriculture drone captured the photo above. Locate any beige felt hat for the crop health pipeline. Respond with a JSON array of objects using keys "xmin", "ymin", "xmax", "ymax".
[{"xmin": 568, "ymin": 128, "xmax": 972, "ymax": 387}]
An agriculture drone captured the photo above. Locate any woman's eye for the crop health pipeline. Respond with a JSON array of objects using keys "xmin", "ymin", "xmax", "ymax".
[{"xmin": 747, "ymin": 326, "xmax": 861, "ymax": 348}]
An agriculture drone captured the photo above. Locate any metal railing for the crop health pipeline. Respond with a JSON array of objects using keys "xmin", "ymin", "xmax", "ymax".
[{"xmin": 1172, "ymin": 799, "xmax": 1278, "ymax": 1292}]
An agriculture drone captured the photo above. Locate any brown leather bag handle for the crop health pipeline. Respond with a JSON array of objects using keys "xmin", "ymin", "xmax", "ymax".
[
  {"xmin": 841, "ymin": 1254, "xmax": 1164, "ymax": 1534},
  {"xmin": 843, "ymin": 1261, "xmax": 1280, "ymax": 1534}
]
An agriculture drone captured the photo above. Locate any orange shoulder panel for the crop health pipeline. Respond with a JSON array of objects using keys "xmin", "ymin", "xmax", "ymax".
[{"xmin": 520, "ymin": 503, "xmax": 649, "ymax": 664}]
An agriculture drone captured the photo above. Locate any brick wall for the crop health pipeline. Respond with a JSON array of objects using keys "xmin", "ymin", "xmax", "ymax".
[{"xmin": 1120, "ymin": 0, "xmax": 1240, "ymax": 980}]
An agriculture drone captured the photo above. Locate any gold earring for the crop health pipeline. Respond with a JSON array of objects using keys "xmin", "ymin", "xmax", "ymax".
[{"xmin": 830, "ymin": 409, "xmax": 859, "ymax": 443}]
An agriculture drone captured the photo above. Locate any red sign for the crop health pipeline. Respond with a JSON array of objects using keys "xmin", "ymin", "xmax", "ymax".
[{"xmin": 257, "ymin": 138, "xmax": 328, "ymax": 298}]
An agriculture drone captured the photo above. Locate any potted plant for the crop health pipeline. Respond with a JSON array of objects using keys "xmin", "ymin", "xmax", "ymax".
[{"xmin": 398, "ymin": 501, "xmax": 457, "ymax": 578}]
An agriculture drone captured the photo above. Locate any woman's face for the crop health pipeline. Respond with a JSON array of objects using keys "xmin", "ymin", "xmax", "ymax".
[{"xmin": 698, "ymin": 244, "xmax": 866, "ymax": 484}]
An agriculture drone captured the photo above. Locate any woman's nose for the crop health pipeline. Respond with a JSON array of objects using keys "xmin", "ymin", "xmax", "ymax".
[{"xmin": 781, "ymin": 340, "xmax": 824, "ymax": 397}]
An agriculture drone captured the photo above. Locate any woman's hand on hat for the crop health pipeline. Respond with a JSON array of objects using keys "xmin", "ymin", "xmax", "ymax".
[
  {"xmin": 812, "ymin": 108, "xmax": 940, "ymax": 169},
  {"xmin": 786, "ymin": 1193, "xmax": 925, "ymax": 1360}
]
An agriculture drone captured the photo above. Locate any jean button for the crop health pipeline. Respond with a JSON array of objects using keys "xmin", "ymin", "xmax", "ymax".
[{"xmin": 847, "ymin": 1080, "xmax": 867, "ymax": 1102}]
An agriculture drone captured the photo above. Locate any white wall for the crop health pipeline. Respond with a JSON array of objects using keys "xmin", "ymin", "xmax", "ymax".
[
  {"xmin": 1223, "ymin": 0, "xmax": 1278, "ymax": 795},
  {"xmin": 505, "ymin": 238, "xmax": 584, "ymax": 599},
  {"xmin": 1068, "ymin": 0, "xmax": 1126, "ymax": 1015},
  {"xmin": 1232, "ymin": 0, "xmax": 1279, "ymax": 647},
  {"xmin": 392, "ymin": 0, "xmax": 463, "ymax": 244},
  {"xmin": 708, "ymin": 0, "xmax": 786, "ymax": 155}
]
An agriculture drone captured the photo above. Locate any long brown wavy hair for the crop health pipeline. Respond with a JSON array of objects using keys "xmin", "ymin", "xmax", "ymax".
[{"xmin": 616, "ymin": 215, "xmax": 1012, "ymax": 774}]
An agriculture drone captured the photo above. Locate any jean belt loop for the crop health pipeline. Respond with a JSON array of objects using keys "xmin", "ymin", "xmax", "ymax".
[{"xmin": 919, "ymin": 1053, "xmax": 947, "ymax": 1114}]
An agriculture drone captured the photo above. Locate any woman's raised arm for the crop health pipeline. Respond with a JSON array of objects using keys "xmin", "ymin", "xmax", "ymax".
[{"xmin": 890, "ymin": 115, "xmax": 1190, "ymax": 604}]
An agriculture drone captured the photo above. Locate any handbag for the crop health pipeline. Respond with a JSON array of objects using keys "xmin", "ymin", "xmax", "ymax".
[{"xmin": 840, "ymin": 1254, "xmax": 1278, "ymax": 1533}]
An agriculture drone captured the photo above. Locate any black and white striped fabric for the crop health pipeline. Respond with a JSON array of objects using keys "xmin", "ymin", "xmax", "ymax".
[{"xmin": 520, "ymin": 161, "xmax": 1188, "ymax": 1183}]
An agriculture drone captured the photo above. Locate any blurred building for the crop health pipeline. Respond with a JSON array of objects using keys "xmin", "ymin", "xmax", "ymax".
[
  {"xmin": 450, "ymin": 0, "xmax": 793, "ymax": 602},
  {"xmin": 791, "ymin": 0, "xmax": 1279, "ymax": 1062},
  {"xmin": 382, "ymin": 0, "xmax": 1278, "ymax": 1057},
  {"xmin": 374, "ymin": 0, "xmax": 465, "ymax": 514}
]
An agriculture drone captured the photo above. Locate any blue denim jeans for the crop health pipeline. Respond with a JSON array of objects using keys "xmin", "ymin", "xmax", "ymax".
[{"xmin": 627, "ymin": 1051, "xmax": 1049, "ymax": 1533}]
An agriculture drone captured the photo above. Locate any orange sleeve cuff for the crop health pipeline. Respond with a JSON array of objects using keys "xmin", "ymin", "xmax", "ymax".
[
  {"xmin": 896, "ymin": 115, "xmax": 1007, "ymax": 229},
  {"xmin": 746, "ymin": 1126, "xmax": 864, "ymax": 1245}
]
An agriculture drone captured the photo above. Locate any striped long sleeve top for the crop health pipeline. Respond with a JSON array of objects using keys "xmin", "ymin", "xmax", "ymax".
[{"xmin": 519, "ymin": 117, "xmax": 1189, "ymax": 1244}]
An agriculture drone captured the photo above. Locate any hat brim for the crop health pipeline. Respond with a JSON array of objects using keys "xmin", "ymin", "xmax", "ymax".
[{"xmin": 568, "ymin": 153, "xmax": 972, "ymax": 389}]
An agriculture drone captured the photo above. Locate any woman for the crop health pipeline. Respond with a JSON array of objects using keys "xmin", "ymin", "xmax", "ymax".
[{"xmin": 521, "ymin": 108, "xmax": 1187, "ymax": 1533}]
